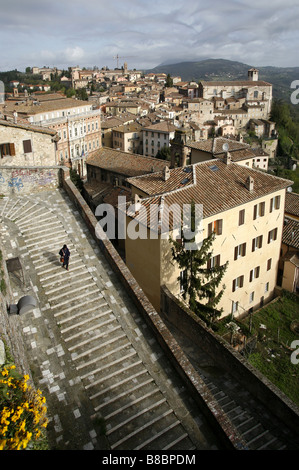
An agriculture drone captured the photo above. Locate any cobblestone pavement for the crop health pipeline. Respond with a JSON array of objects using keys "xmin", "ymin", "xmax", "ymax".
[{"xmin": 0, "ymin": 189, "xmax": 220, "ymax": 451}]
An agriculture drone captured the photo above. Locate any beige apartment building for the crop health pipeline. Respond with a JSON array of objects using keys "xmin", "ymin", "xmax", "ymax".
[
  {"xmin": 142, "ymin": 121, "xmax": 176, "ymax": 157},
  {"xmin": 124, "ymin": 160, "xmax": 293, "ymax": 317},
  {"xmin": 112, "ymin": 122, "xmax": 143, "ymax": 154},
  {"xmin": 279, "ymin": 192, "xmax": 299, "ymax": 293}
]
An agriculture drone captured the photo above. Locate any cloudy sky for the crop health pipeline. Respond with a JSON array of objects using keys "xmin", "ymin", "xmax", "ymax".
[{"xmin": 1, "ymin": 0, "xmax": 299, "ymax": 72}]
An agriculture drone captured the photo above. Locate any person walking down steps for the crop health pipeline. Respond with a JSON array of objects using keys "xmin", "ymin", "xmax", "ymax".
[{"xmin": 59, "ymin": 244, "xmax": 70, "ymax": 271}]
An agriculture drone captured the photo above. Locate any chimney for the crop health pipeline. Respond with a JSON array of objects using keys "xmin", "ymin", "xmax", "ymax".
[
  {"xmin": 224, "ymin": 151, "xmax": 232, "ymax": 165},
  {"xmin": 163, "ymin": 166, "xmax": 170, "ymax": 181},
  {"xmin": 13, "ymin": 111, "xmax": 18, "ymax": 124},
  {"xmin": 245, "ymin": 176, "xmax": 254, "ymax": 191},
  {"xmin": 134, "ymin": 193, "xmax": 141, "ymax": 211}
]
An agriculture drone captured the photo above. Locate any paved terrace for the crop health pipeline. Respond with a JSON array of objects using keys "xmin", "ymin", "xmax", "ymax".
[{"xmin": 0, "ymin": 189, "xmax": 220, "ymax": 451}]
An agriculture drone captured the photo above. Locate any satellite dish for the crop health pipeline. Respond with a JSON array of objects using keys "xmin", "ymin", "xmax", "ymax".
[{"xmin": 222, "ymin": 143, "xmax": 229, "ymax": 152}]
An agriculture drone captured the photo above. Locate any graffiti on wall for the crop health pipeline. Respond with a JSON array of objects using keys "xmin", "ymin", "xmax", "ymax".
[{"xmin": 0, "ymin": 168, "xmax": 58, "ymax": 194}]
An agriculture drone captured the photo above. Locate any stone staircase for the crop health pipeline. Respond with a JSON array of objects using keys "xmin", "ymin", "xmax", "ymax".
[{"xmin": 0, "ymin": 193, "xmax": 200, "ymax": 450}]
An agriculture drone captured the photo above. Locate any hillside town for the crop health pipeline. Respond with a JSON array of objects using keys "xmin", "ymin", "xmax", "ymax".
[
  {"xmin": 0, "ymin": 61, "xmax": 298, "ymax": 452},
  {"xmin": 1, "ymin": 62, "xmax": 297, "ymax": 312}
]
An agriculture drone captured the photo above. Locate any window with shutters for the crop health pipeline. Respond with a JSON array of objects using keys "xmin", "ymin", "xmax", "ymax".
[
  {"xmin": 253, "ymin": 201, "xmax": 265, "ymax": 219},
  {"xmin": 232, "ymin": 301, "xmax": 239, "ymax": 314},
  {"xmin": 249, "ymin": 266, "xmax": 260, "ymax": 282},
  {"xmin": 0, "ymin": 142, "xmax": 16, "ymax": 157},
  {"xmin": 249, "ymin": 291, "xmax": 255, "ymax": 303},
  {"xmin": 252, "ymin": 235, "xmax": 263, "ymax": 251},
  {"xmin": 232, "ymin": 275, "xmax": 244, "ymax": 292},
  {"xmin": 207, "ymin": 254, "xmax": 220, "ymax": 269},
  {"xmin": 238, "ymin": 209, "xmax": 245, "ymax": 226},
  {"xmin": 208, "ymin": 219, "xmax": 223, "ymax": 236},
  {"xmin": 268, "ymin": 228, "xmax": 278, "ymax": 243},
  {"xmin": 270, "ymin": 196, "xmax": 280, "ymax": 212},
  {"xmin": 23, "ymin": 139, "xmax": 32, "ymax": 153},
  {"xmin": 267, "ymin": 258, "xmax": 272, "ymax": 271},
  {"xmin": 234, "ymin": 243, "xmax": 246, "ymax": 260}
]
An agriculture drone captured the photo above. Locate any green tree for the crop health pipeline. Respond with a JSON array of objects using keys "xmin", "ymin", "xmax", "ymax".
[
  {"xmin": 165, "ymin": 74, "xmax": 173, "ymax": 87},
  {"xmin": 156, "ymin": 146, "xmax": 170, "ymax": 160},
  {"xmin": 75, "ymin": 87, "xmax": 88, "ymax": 101},
  {"xmin": 170, "ymin": 201, "xmax": 228, "ymax": 322}
]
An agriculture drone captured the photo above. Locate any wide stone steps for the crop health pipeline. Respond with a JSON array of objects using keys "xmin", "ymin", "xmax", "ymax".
[
  {"xmin": 1, "ymin": 194, "xmax": 196, "ymax": 451},
  {"xmin": 200, "ymin": 376, "xmax": 288, "ymax": 450}
]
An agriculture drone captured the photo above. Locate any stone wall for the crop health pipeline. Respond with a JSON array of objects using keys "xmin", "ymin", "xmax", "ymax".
[
  {"xmin": 0, "ymin": 166, "xmax": 60, "ymax": 196},
  {"xmin": 61, "ymin": 169, "xmax": 248, "ymax": 450},
  {"xmin": 0, "ymin": 244, "xmax": 32, "ymax": 377},
  {"xmin": 160, "ymin": 285, "xmax": 299, "ymax": 435}
]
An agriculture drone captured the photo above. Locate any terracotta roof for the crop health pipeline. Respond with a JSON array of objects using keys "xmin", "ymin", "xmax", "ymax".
[
  {"xmin": 282, "ymin": 218, "xmax": 299, "ymax": 250},
  {"xmin": 2, "ymin": 98, "xmax": 91, "ymax": 115},
  {"xmin": 127, "ymin": 165, "xmax": 194, "ymax": 196},
  {"xmin": 103, "ymin": 186, "xmax": 131, "ymax": 207},
  {"xmin": 112, "ymin": 122, "xmax": 142, "ymax": 134},
  {"xmin": 187, "ymin": 137, "xmax": 249, "ymax": 154},
  {"xmin": 285, "ymin": 192, "xmax": 299, "ymax": 218},
  {"xmin": 101, "ymin": 117, "xmax": 127, "ymax": 129},
  {"xmin": 187, "ymin": 137, "xmax": 268, "ymax": 161},
  {"xmin": 86, "ymin": 147, "xmax": 170, "ymax": 177},
  {"xmin": 0, "ymin": 118, "xmax": 57, "ymax": 136},
  {"xmin": 142, "ymin": 121, "xmax": 177, "ymax": 133},
  {"xmin": 124, "ymin": 160, "xmax": 293, "ymax": 231}
]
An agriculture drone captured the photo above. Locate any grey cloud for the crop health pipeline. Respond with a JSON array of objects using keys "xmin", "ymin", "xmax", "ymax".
[{"xmin": 0, "ymin": 0, "xmax": 298, "ymax": 71}]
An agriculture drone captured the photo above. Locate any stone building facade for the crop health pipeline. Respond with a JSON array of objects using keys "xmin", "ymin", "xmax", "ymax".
[{"xmin": 0, "ymin": 118, "xmax": 57, "ymax": 167}]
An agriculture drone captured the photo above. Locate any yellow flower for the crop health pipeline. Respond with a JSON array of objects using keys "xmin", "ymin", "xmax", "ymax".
[{"xmin": 0, "ymin": 439, "xmax": 7, "ymax": 450}]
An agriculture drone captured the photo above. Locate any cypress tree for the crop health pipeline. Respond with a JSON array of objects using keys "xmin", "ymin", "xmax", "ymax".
[{"xmin": 170, "ymin": 200, "xmax": 228, "ymax": 323}]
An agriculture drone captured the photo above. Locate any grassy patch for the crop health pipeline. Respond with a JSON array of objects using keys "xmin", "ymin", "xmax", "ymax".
[{"xmin": 218, "ymin": 291, "xmax": 299, "ymax": 406}]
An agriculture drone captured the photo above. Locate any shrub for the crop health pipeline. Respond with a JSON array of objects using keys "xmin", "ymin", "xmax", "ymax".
[{"xmin": 0, "ymin": 364, "xmax": 48, "ymax": 450}]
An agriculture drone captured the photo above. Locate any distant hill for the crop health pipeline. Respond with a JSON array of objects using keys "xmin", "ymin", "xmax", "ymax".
[{"xmin": 146, "ymin": 58, "xmax": 299, "ymax": 102}]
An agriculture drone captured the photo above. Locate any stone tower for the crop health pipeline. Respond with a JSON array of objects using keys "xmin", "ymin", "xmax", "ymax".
[
  {"xmin": 170, "ymin": 126, "xmax": 192, "ymax": 168},
  {"xmin": 248, "ymin": 68, "xmax": 259, "ymax": 81}
]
